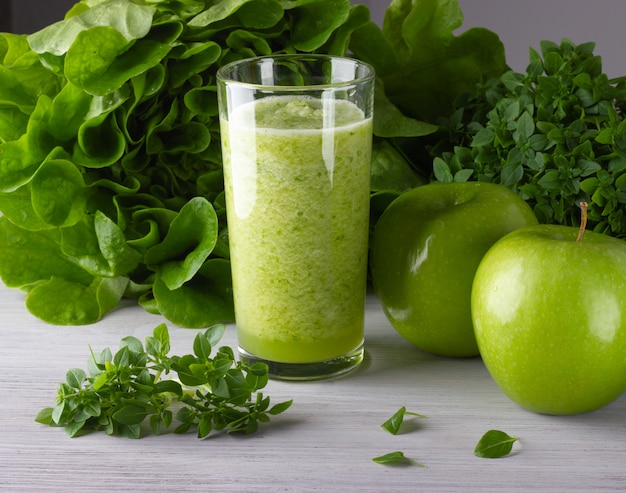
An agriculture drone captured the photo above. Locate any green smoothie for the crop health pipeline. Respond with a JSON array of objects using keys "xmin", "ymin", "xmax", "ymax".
[{"xmin": 221, "ymin": 96, "xmax": 372, "ymax": 363}]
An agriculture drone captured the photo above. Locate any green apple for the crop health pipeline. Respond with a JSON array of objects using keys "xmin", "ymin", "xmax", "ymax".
[
  {"xmin": 370, "ymin": 181, "xmax": 538, "ymax": 357},
  {"xmin": 472, "ymin": 221, "xmax": 626, "ymax": 415}
]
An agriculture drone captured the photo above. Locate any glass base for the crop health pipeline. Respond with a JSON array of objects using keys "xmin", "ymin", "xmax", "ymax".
[{"xmin": 239, "ymin": 344, "xmax": 364, "ymax": 381}]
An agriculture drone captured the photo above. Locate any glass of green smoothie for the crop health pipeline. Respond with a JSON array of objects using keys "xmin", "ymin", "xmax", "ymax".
[{"xmin": 217, "ymin": 55, "xmax": 374, "ymax": 380}]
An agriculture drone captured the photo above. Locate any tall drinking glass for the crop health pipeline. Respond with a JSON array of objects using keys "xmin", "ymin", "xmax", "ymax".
[{"xmin": 217, "ymin": 55, "xmax": 374, "ymax": 380}]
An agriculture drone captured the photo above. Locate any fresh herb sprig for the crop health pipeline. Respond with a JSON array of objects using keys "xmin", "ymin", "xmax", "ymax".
[{"xmin": 35, "ymin": 323, "xmax": 293, "ymax": 439}]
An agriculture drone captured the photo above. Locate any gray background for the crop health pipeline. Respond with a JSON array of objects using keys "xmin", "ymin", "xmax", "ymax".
[{"xmin": 5, "ymin": 0, "xmax": 626, "ymax": 77}]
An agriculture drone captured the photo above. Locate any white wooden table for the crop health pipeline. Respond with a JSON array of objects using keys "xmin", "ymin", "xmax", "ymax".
[{"xmin": 1, "ymin": 281, "xmax": 625, "ymax": 492}]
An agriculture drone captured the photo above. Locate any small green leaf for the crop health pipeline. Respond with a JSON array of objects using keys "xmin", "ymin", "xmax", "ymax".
[
  {"xmin": 65, "ymin": 368, "xmax": 86, "ymax": 389},
  {"xmin": 197, "ymin": 415, "xmax": 213, "ymax": 439},
  {"xmin": 381, "ymin": 406, "xmax": 427, "ymax": 435},
  {"xmin": 120, "ymin": 335, "xmax": 144, "ymax": 355},
  {"xmin": 120, "ymin": 423, "xmax": 142, "ymax": 439},
  {"xmin": 153, "ymin": 379, "xmax": 183, "ymax": 396},
  {"xmin": 454, "ymin": 168, "xmax": 474, "ymax": 182},
  {"xmin": 472, "ymin": 127, "xmax": 495, "ymax": 147},
  {"xmin": 51, "ymin": 402, "xmax": 66, "ymax": 424},
  {"xmin": 205, "ymin": 324, "xmax": 227, "ymax": 347},
  {"xmin": 82, "ymin": 400, "xmax": 102, "ymax": 418},
  {"xmin": 193, "ymin": 332, "xmax": 213, "ymax": 360},
  {"xmin": 92, "ymin": 372, "xmax": 109, "ymax": 391},
  {"xmin": 474, "ymin": 429, "xmax": 519, "ymax": 458},
  {"xmin": 268, "ymin": 399, "xmax": 293, "ymax": 415},
  {"xmin": 515, "ymin": 111, "xmax": 535, "ymax": 142},
  {"xmin": 35, "ymin": 407, "xmax": 54, "ymax": 426},
  {"xmin": 113, "ymin": 404, "xmax": 151, "ymax": 426},
  {"xmin": 211, "ymin": 378, "xmax": 230, "ymax": 399},
  {"xmin": 66, "ymin": 419, "xmax": 87, "ymax": 438},
  {"xmin": 372, "ymin": 451, "xmax": 426, "ymax": 467},
  {"xmin": 244, "ymin": 419, "xmax": 259, "ymax": 435},
  {"xmin": 433, "ymin": 157, "xmax": 453, "ymax": 183},
  {"xmin": 145, "ymin": 323, "xmax": 171, "ymax": 360}
]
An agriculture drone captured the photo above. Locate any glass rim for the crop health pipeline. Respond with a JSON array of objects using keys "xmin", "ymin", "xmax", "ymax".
[{"xmin": 216, "ymin": 53, "xmax": 375, "ymax": 91}]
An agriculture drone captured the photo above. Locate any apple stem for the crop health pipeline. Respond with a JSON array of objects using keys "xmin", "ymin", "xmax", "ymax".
[{"xmin": 576, "ymin": 201, "xmax": 588, "ymax": 242}]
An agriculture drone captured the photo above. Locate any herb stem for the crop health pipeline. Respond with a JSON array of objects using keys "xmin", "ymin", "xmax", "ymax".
[{"xmin": 577, "ymin": 201, "xmax": 588, "ymax": 242}]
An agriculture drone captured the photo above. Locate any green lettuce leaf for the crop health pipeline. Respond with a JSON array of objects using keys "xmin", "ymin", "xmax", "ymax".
[
  {"xmin": 145, "ymin": 197, "xmax": 219, "ymax": 291},
  {"xmin": 350, "ymin": 0, "xmax": 508, "ymax": 123},
  {"xmin": 25, "ymin": 276, "xmax": 129, "ymax": 325},
  {"xmin": 0, "ymin": 217, "xmax": 93, "ymax": 288}
]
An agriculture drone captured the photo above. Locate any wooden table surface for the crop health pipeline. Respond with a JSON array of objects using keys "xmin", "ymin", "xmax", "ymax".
[{"xmin": 1, "ymin": 281, "xmax": 625, "ymax": 492}]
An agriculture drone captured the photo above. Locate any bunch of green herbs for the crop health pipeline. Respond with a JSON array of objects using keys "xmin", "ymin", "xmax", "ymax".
[
  {"xmin": 430, "ymin": 39, "xmax": 626, "ymax": 237},
  {"xmin": 35, "ymin": 323, "xmax": 293, "ymax": 438}
]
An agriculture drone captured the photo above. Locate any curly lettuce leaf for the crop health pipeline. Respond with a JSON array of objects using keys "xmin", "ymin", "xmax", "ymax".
[
  {"xmin": 145, "ymin": 197, "xmax": 219, "ymax": 291},
  {"xmin": 350, "ymin": 0, "xmax": 508, "ymax": 123},
  {"xmin": 150, "ymin": 258, "xmax": 234, "ymax": 328},
  {"xmin": 25, "ymin": 276, "xmax": 129, "ymax": 325},
  {"xmin": 0, "ymin": 217, "xmax": 93, "ymax": 288},
  {"xmin": 27, "ymin": 0, "xmax": 155, "ymax": 57}
]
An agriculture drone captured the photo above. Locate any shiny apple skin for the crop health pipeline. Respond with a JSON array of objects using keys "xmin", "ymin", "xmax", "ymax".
[
  {"xmin": 370, "ymin": 182, "xmax": 538, "ymax": 357},
  {"xmin": 472, "ymin": 224, "xmax": 626, "ymax": 415}
]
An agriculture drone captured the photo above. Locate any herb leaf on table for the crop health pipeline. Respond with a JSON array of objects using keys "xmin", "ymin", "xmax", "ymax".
[
  {"xmin": 380, "ymin": 406, "xmax": 427, "ymax": 435},
  {"xmin": 474, "ymin": 430, "xmax": 519, "ymax": 459},
  {"xmin": 372, "ymin": 451, "xmax": 426, "ymax": 467}
]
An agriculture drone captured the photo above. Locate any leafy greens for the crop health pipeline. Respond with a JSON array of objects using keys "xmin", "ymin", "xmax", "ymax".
[
  {"xmin": 0, "ymin": 0, "xmax": 369, "ymax": 325},
  {"xmin": 0, "ymin": 0, "xmax": 507, "ymax": 326},
  {"xmin": 430, "ymin": 39, "xmax": 626, "ymax": 238}
]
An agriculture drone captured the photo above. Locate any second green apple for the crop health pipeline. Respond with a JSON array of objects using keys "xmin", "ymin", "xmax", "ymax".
[{"xmin": 370, "ymin": 182, "xmax": 537, "ymax": 357}]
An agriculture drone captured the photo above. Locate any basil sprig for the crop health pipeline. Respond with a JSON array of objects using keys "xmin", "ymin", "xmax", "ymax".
[{"xmin": 36, "ymin": 324, "xmax": 293, "ymax": 438}]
